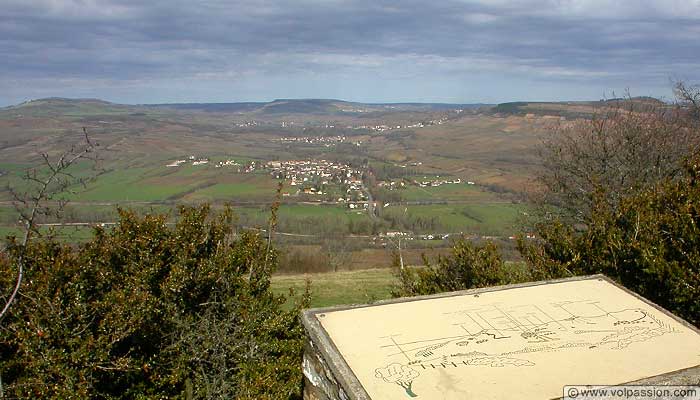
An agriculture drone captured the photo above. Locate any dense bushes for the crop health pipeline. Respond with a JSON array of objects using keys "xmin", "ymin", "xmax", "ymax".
[
  {"xmin": 0, "ymin": 205, "xmax": 308, "ymax": 399},
  {"xmin": 392, "ymin": 240, "xmax": 529, "ymax": 297},
  {"xmin": 521, "ymin": 158, "xmax": 700, "ymax": 326}
]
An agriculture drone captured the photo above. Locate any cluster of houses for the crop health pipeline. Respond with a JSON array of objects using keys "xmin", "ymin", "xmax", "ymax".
[
  {"xmin": 383, "ymin": 232, "xmax": 450, "ymax": 240},
  {"xmin": 165, "ymin": 155, "xmax": 209, "ymax": 167},
  {"xmin": 373, "ymin": 232, "xmax": 453, "ymax": 245},
  {"xmin": 235, "ymin": 121, "xmax": 260, "ymax": 127},
  {"xmin": 381, "ymin": 231, "xmax": 529, "ymax": 243},
  {"xmin": 359, "ymin": 116, "xmax": 451, "ymax": 132},
  {"xmin": 214, "ymin": 159, "xmax": 240, "ymax": 168},
  {"xmin": 413, "ymin": 177, "xmax": 469, "ymax": 187},
  {"xmin": 278, "ymin": 135, "xmax": 346, "ymax": 144},
  {"xmin": 231, "ymin": 114, "xmax": 457, "ymax": 135},
  {"xmin": 234, "ymin": 120, "xmax": 300, "ymax": 128},
  {"xmin": 392, "ymin": 161, "xmax": 423, "ymax": 168},
  {"xmin": 277, "ymin": 135, "xmax": 346, "ymax": 146},
  {"xmin": 166, "ymin": 156, "xmax": 251, "ymax": 170},
  {"xmin": 275, "ymin": 135, "xmax": 364, "ymax": 148},
  {"xmin": 377, "ymin": 181, "xmax": 406, "ymax": 190},
  {"xmin": 264, "ymin": 160, "xmax": 367, "ymax": 202},
  {"xmin": 347, "ymin": 201, "xmax": 375, "ymax": 210},
  {"xmin": 376, "ymin": 177, "xmax": 475, "ymax": 190}
]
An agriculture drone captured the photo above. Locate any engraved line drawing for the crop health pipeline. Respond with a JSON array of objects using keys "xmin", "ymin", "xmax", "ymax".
[{"xmin": 374, "ymin": 300, "xmax": 677, "ymax": 398}]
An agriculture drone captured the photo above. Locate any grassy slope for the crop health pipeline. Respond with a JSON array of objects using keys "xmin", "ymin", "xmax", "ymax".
[
  {"xmin": 399, "ymin": 183, "xmax": 496, "ymax": 202},
  {"xmin": 271, "ymin": 268, "xmax": 396, "ymax": 309},
  {"xmin": 272, "ymin": 261, "xmax": 530, "ymax": 309},
  {"xmin": 382, "ymin": 202, "xmax": 527, "ymax": 235}
]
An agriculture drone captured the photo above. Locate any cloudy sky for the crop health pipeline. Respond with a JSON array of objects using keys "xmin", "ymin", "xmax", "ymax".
[{"xmin": 1, "ymin": 0, "xmax": 699, "ymax": 106}]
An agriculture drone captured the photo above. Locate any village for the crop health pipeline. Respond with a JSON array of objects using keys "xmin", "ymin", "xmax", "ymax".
[
  {"xmin": 275, "ymin": 135, "xmax": 362, "ymax": 148},
  {"xmin": 378, "ymin": 176, "xmax": 473, "ymax": 190},
  {"xmin": 413, "ymin": 176, "xmax": 473, "ymax": 187},
  {"xmin": 165, "ymin": 154, "xmax": 475, "ymax": 204},
  {"xmin": 230, "ymin": 112, "xmax": 456, "ymax": 134},
  {"xmin": 336, "ymin": 115, "xmax": 452, "ymax": 132},
  {"xmin": 165, "ymin": 155, "xmax": 210, "ymax": 167},
  {"xmin": 264, "ymin": 159, "xmax": 369, "ymax": 204}
]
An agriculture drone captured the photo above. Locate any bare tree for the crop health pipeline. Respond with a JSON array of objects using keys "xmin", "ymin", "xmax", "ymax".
[
  {"xmin": 322, "ymin": 233, "xmax": 354, "ymax": 272},
  {"xmin": 537, "ymin": 90, "xmax": 699, "ymax": 223},
  {"xmin": 0, "ymin": 128, "xmax": 99, "ymax": 324},
  {"xmin": 674, "ymin": 81, "xmax": 700, "ymax": 127}
]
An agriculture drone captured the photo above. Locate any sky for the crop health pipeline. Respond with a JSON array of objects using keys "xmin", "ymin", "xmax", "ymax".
[{"xmin": 1, "ymin": 0, "xmax": 700, "ymax": 106}]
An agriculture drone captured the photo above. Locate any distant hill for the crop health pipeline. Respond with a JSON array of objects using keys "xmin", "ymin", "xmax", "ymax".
[
  {"xmin": 145, "ymin": 98, "xmax": 485, "ymax": 115},
  {"xmin": 1, "ymin": 97, "xmax": 137, "ymax": 117},
  {"xmin": 260, "ymin": 99, "xmax": 345, "ymax": 114},
  {"xmin": 2, "ymin": 97, "xmax": 488, "ymax": 118},
  {"xmin": 492, "ymin": 97, "xmax": 667, "ymax": 118},
  {"xmin": 141, "ymin": 102, "xmax": 265, "ymax": 113},
  {"xmin": 3, "ymin": 96, "xmax": 668, "ymax": 121}
]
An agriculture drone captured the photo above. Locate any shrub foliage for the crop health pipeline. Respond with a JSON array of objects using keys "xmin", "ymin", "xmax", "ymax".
[
  {"xmin": 0, "ymin": 205, "xmax": 308, "ymax": 399},
  {"xmin": 392, "ymin": 240, "xmax": 528, "ymax": 297},
  {"xmin": 521, "ymin": 158, "xmax": 700, "ymax": 326}
]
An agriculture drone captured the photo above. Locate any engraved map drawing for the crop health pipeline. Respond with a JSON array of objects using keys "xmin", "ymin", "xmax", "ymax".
[
  {"xmin": 375, "ymin": 300, "xmax": 674, "ymax": 397},
  {"xmin": 318, "ymin": 279, "xmax": 700, "ymax": 400}
]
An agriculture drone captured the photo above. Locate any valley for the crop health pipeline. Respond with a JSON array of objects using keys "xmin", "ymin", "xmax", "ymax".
[{"xmin": 0, "ymin": 97, "xmax": 621, "ymax": 271}]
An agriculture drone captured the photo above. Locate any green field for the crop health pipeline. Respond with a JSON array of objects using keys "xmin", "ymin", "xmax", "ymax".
[
  {"xmin": 68, "ymin": 167, "xmax": 197, "ymax": 202},
  {"xmin": 0, "ymin": 207, "xmax": 16, "ymax": 224},
  {"xmin": 0, "ymin": 226, "xmax": 19, "ymax": 239},
  {"xmin": 277, "ymin": 204, "xmax": 364, "ymax": 219},
  {"xmin": 399, "ymin": 183, "xmax": 494, "ymax": 202},
  {"xmin": 382, "ymin": 202, "xmax": 527, "ymax": 235},
  {"xmin": 183, "ymin": 180, "xmax": 278, "ymax": 201},
  {"xmin": 271, "ymin": 262, "xmax": 528, "ymax": 309},
  {"xmin": 271, "ymin": 268, "xmax": 396, "ymax": 309}
]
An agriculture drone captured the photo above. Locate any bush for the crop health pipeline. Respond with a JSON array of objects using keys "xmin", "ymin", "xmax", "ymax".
[
  {"xmin": 521, "ymin": 158, "xmax": 700, "ymax": 327},
  {"xmin": 392, "ymin": 240, "xmax": 529, "ymax": 297},
  {"xmin": 0, "ymin": 205, "xmax": 308, "ymax": 399}
]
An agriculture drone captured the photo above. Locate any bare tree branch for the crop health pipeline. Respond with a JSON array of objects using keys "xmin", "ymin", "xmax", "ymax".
[
  {"xmin": 0, "ymin": 128, "xmax": 100, "ymax": 324},
  {"xmin": 537, "ymin": 90, "xmax": 699, "ymax": 223}
]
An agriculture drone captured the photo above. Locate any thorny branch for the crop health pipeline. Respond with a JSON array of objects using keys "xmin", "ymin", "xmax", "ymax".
[{"xmin": 0, "ymin": 128, "xmax": 99, "ymax": 324}]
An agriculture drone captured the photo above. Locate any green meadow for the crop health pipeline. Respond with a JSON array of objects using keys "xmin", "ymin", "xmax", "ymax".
[
  {"xmin": 382, "ymin": 202, "xmax": 527, "ymax": 235},
  {"xmin": 271, "ymin": 268, "xmax": 396, "ymax": 309},
  {"xmin": 398, "ymin": 183, "xmax": 495, "ymax": 202}
]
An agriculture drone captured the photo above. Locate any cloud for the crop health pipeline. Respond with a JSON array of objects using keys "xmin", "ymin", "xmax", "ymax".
[{"xmin": 1, "ymin": 0, "xmax": 699, "ymax": 104}]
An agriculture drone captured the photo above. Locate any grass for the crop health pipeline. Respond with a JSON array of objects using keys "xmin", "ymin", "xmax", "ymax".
[
  {"xmin": 185, "ymin": 182, "xmax": 276, "ymax": 201},
  {"xmin": 271, "ymin": 262, "xmax": 530, "ymax": 310},
  {"xmin": 161, "ymin": 164, "xmax": 212, "ymax": 178},
  {"xmin": 71, "ymin": 167, "xmax": 201, "ymax": 202},
  {"xmin": 232, "ymin": 203, "xmax": 372, "ymax": 232},
  {"xmin": 278, "ymin": 204, "xmax": 363, "ymax": 219},
  {"xmin": 383, "ymin": 202, "xmax": 528, "ymax": 235},
  {"xmin": 271, "ymin": 268, "xmax": 396, "ymax": 309},
  {"xmin": 0, "ymin": 162, "xmax": 30, "ymax": 172},
  {"xmin": 0, "ymin": 207, "xmax": 16, "ymax": 225},
  {"xmin": 399, "ymin": 183, "xmax": 495, "ymax": 202},
  {"xmin": 0, "ymin": 226, "xmax": 19, "ymax": 239}
]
